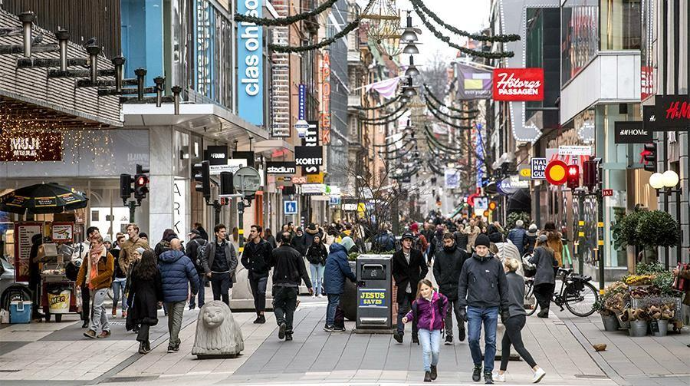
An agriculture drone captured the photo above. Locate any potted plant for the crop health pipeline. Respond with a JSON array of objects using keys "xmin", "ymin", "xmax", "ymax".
[
  {"xmin": 647, "ymin": 302, "xmax": 675, "ymax": 337},
  {"xmin": 601, "ymin": 282, "xmax": 629, "ymax": 330},
  {"xmin": 595, "ymin": 300, "xmax": 619, "ymax": 331}
]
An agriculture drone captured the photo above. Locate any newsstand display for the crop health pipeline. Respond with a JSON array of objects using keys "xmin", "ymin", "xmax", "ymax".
[
  {"xmin": 39, "ymin": 243, "xmax": 79, "ymax": 322},
  {"xmin": 596, "ymin": 262, "xmax": 684, "ymax": 337}
]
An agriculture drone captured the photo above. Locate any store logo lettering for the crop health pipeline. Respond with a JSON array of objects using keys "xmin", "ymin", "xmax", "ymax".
[
  {"xmin": 10, "ymin": 137, "xmax": 40, "ymax": 157},
  {"xmin": 240, "ymin": 0, "xmax": 260, "ymax": 96},
  {"xmin": 665, "ymin": 101, "xmax": 690, "ymax": 120},
  {"xmin": 495, "ymin": 72, "xmax": 541, "ymax": 96},
  {"xmin": 211, "ymin": 153, "xmax": 225, "ymax": 159}
]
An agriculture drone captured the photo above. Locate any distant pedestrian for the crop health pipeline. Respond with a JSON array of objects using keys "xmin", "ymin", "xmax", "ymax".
[
  {"xmin": 493, "ymin": 257, "xmax": 546, "ymax": 383},
  {"xmin": 193, "ymin": 222, "xmax": 209, "ymax": 241},
  {"xmin": 158, "ymin": 238, "xmax": 199, "ymax": 353},
  {"xmin": 138, "ymin": 232, "xmax": 148, "ymax": 243},
  {"xmin": 264, "ymin": 228, "xmax": 277, "ymax": 249},
  {"xmin": 111, "ymin": 236, "xmax": 129, "ymax": 318},
  {"xmin": 291, "ymin": 227, "xmax": 308, "ymax": 256},
  {"xmin": 201, "ymin": 224, "xmax": 238, "ymax": 306},
  {"xmin": 507, "ymin": 220, "xmax": 528, "ymax": 256},
  {"xmin": 304, "ymin": 223, "xmax": 323, "ymax": 249},
  {"xmin": 525, "ymin": 224, "xmax": 538, "ymax": 255},
  {"xmin": 401, "ymin": 279, "xmax": 448, "ymax": 382},
  {"xmin": 154, "ymin": 229, "xmax": 176, "ymax": 258},
  {"xmin": 77, "ymin": 235, "xmax": 114, "ymax": 339},
  {"xmin": 119, "ymin": 224, "xmax": 149, "ymax": 282},
  {"xmin": 323, "ymin": 239, "xmax": 356, "ymax": 332},
  {"xmin": 392, "ymin": 232, "xmax": 428, "ymax": 344},
  {"xmin": 269, "ymin": 231, "xmax": 313, "ymax": 341},
  {"xmin": 185, "ymin": 229, "xmax": 207, "ymax": 310},
  {"xmin": 241, "ymin": 225, "xmax": 273, "ymax": 324},
  {"xmin": 487, "ymin": 224, "xmax": 504, "ymax": 244},
  {"xmin": 464, "ymin": 218, "xmax": 481, "ymax": 252},
  {"xmin": 457, "ymin": 234, "xmax": 509, "ymax": 384},
  {"xmin": 529, "ymin": 235, "xmax": 557, "ymax": 318},
  {"xmin": 426, "ymin": 225, "xmax": 445, "ymax": 265},
  {"xmin": 454, "ymin": 223, "xmax": 469, "ymax": 252},
  {"xmin": 127, "ymin": 250, "xmax": 163, "ymax": 355},
  {"xmin": 306, "ymin": 235, "xmax": 328, "ymax": 298},
  {"xmin": 542, "ymin": 222, "xmax": 564, "ymax": 267},
  {"xmin": 432, "ymin": 233, "xmax": 469, "ymax": 344}
]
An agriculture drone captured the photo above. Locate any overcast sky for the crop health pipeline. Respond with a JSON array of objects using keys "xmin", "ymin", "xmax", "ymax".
[{"xmin": 356, "ymin": 0, "xmax": 491, "ymax": 67}]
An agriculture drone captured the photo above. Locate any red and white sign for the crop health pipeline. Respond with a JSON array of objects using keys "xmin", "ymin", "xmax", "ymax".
[
  {"xmin": 602, "ymin": 189, "xmax": 614, "ymax": 197},
  {"xmin": 545, "ymin": 160, "xmax": 568, "ymax": 185},
  {"xmin": 492, "ymin": 68, "xmax": 544, "ymax": 101}
]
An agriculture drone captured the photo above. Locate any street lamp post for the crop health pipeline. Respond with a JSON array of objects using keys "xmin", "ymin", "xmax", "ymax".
[{"xmin": 649, "ymin": 170, "xmax": 682, "ymax": 269}]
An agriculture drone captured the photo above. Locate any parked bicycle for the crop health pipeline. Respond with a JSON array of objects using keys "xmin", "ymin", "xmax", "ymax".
[{"xmin": 524, "ymin": 267, "xmax": 599, "ymax": 317}]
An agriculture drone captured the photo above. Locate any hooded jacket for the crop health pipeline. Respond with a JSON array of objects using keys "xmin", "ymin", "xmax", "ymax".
[
  {"xmin": 291, "ymin": 233, "xmax": 308, "ymax": 255},
  {"xmin": 457, "ymin": 252, "xmax": 509, "ymax": 311},
  {"xmin": 432, "ymin": 244, "xmax": 469, "ymax": 300},
  {"xmin": 405, "ymin": 291, "xmax": 448, "ymax": 331},
  {"xmin": 304, "ymin": 226, "xmax": 323, "ymax": 249},
  {"xmin": 323, "ymin": 243, "xmax": 356, "ymax": 295},
  {"xmin": 158, "ymin": 249, "xmax": 199, "ymax": 303}
]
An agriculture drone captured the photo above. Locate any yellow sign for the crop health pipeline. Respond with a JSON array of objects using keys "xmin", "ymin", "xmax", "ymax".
[
  {"xmin": 307, "ymin": 173, "xmax": 324, "ymax": 183},
  {"xmin": 578, "ymin": 221, "xmax": 585, "ymax": 226},
  {"xmin": 598, "ymin": 222, "xmax": 604, "ymax": 228},
  {"xmin": 519, "ymin": 168, "xmax": 531, "ymax": 178}
]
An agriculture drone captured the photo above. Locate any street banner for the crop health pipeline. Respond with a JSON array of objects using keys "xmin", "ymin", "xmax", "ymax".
[
  {"xmin": 492, "ymin": 68, "xmax": 544, "ymax": 101},
  {"xmin": 456, "ymin": 63, "xmax": 492, "ymax": 100},
  {"xmin": 614, "ymin": 121, "xmax": 651, "ymax": 143},
  {"xmin": 364, "ymin": 76, "xmax": 402, "ymax": 99},
  {"xmin": 444, "ymin": 169, "xmax": 459, "ymax": 189},
  {"xmin": 237, "ymin": 0, "xmax": 263, "ymax": 126}
]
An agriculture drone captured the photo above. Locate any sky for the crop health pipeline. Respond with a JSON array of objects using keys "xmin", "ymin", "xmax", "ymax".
[{"xmin": 356, "ymin": 0, "xmax": 492, "ymax": 66}]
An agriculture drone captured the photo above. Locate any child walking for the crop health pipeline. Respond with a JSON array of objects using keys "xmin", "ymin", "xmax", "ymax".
[
  {"xmin": 402, "ymin": 279, "xmax": 448, "ymax": 382},
  {"xmin": 494, "ymin": 258, "xmax": 546, "ymax": 383}
]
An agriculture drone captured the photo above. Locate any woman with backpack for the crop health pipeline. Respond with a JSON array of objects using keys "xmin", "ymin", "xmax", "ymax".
[
  {"xmin": 127, "ymin": 250, "xmax": 163, "ymax": 354},
  {"xmin": 401, "ymin": 279, "xmax": 449, "ymax": 382},
  {"xmin": 306, "ymin": 235, "xmax": 328, "ymax": 298}
]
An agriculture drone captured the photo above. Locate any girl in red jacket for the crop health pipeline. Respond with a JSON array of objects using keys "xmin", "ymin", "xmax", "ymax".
[{"xmin": 402, "ymin": 279, "xmax": 449, "ymax": 382}]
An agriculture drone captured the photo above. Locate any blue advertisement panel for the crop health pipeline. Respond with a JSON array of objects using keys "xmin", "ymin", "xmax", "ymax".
[
  {"xmin": 358, "ymin": 289, "xmax": 387, "ymax": 308},
  {"xmin": 237, "ymin": 0, "xmax": 263, "ymax": 126}
]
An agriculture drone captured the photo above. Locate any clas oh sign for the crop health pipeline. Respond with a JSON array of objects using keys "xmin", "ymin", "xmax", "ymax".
[{"xmin": 237, "ymin": 0, "xmax": 263, "ymax": 126}]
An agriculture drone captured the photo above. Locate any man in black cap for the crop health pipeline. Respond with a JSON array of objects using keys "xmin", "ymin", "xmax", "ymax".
[
  {"xmin": 392, "ymin": 231, "xmax": 428, "ymax": 344},
  {"xmin": 457, "ymin": 233, "xmax": 509, "ymax": 384}
]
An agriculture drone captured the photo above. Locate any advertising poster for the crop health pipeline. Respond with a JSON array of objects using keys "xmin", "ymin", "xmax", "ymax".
[
  {"xmin": 14, "ymin": 222, "xmax": 42, "ymax": 282},
  {"xmin": 51, "ymin": 222, "xmax": 74, "ymax": 242}
]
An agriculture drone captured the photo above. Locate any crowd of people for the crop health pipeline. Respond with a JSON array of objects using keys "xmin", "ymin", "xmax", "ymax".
[{"xmin": 69, "ymin": 215, "xmax": 689, "ymax": 384}]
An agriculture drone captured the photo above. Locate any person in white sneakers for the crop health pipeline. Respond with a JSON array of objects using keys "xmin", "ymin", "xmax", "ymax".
[{"xmin": 494, "ymin": 257, "xmax": 546, "ymax": 383}]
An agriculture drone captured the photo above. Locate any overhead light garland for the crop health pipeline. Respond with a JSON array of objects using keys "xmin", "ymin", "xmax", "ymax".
[
  {"xmin": 426, "ymin": 104, "xmax": 473, "ymax": 129},
  {"xmin": 235, "ymin": 0, "xmax": 338, "ymax": 26},
  {"xmin": 426, "ymin": 100, "xmax": 477, "ymax": 121},
  {"xmin": 423, "ymin": 84, "xmax": 479, "ymax": 114},
  {"xmin": 270, "ymin": 20, "xmax": 360, "ymax": 53},
  {"xmin": 411, "ymin": 1, "xmax": 515, "ymax": 58},
  {"xmin": 361, "ymin": 101, "xmax": 408, "ymax": 122},
  {"xmin": 360, "ymin": 109, "xmax": 409, "ymax": 125},
  {"xmin": 410, "ymin": 0, "xmax": 520, "ymax": 43},
  {"xmin": 353, "ymin": 95, "xmax": 402, "ymax": 111}
]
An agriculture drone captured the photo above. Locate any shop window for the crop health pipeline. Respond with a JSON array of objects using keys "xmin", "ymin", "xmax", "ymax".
[
  {"xmin": 121, "ymin": 0, "xmax": 164, "ymax": 82},
  {"xmin": 600, "ymin": 0, "xmax": 641, "ymax": 51},
  {"xmin": 561, "ymin": 1, "xmax": 599, "ymax": 85}
]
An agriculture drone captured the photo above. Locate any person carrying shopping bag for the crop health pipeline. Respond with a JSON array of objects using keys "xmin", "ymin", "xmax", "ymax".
[{"xmin": 402, "ymin": 279, "xmax": 449, "ymax": 382}]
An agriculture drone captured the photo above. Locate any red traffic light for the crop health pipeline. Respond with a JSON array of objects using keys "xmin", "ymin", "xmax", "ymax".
[
  {"xmin": 136, "ymin": 175, "xmax": 148, "ymax": 186},
  {"xmin": 566, "ymin": 164, "xmax": 580, "ymax": 190}
]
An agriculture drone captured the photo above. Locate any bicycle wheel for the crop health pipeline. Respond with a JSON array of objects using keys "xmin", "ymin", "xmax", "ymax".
[
  {"xmin": 524, "ymin": 280, "xmax": 538, "ymax": 316},
  {"xmin": 564, "ymin": 281, "xmax": 599, "ymax": 317}
]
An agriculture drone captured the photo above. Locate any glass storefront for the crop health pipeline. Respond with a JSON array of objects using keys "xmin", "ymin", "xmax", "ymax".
[
  {"xmin": 600, "ymin": 0, "xmax": 641, "ymax": 50},
  {"xmin": 561, "ymin": 0, "xmax": 599, "ymax": 85}
]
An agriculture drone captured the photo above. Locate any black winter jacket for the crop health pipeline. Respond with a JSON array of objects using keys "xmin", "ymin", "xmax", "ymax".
[
  {"xmin": 127, "ymin": 270, "xmax": 163, "ymax": 326},
  {"xmin": 454, "ymin": 231, "xmax": 469, "ymax": 251},
  {"xmin": 241, "ymin": 239, "xmax": 273, "ymax": 277},
  {"xmin": 291, "ymin": 234, "xmax": 308, "ymax": 255},
  {"xmin": 457, "ymin": 252, "xmax": 509, "ymax": 311},
  {"xmin": 269, "ymin": 245, "xmax": 312, "ymax": 288},
  {"xmin": 391, "ymin": 248, "xmax": 428, "ymax": 302},
  {"xmin": 305, "ymin": 242, "xmax": 328, "ymax": 265},
  {"xmin": 432, "ymin": 245, "xmax": 469, "ymax": 300}
]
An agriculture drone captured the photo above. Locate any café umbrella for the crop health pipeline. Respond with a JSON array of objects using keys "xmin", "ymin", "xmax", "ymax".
[{"xmin": 0, "ymin": 182, "xmax": 88, "ymax": 214}]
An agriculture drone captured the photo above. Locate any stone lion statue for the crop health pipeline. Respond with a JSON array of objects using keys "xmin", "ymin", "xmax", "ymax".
[{"xmin": 192, "ymin": 300, "xmax": 244, "ymax": 358}]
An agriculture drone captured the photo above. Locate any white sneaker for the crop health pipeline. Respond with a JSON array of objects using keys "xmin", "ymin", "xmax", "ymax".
[
  {"xmin": 532, "ymin": 368, "xmax": 546, "ymax": 383},
  {"xmin": 492, "ymin": 372, "xmax": 506, "ymax": 382},
  {"xmin": 317, "ymin": 294, "xmax": 323, "ymax": 298}
]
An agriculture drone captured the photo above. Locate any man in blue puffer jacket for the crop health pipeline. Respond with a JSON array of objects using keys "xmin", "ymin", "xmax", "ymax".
[
  {"xmin": 323, "ymin": 241, "xmax": 356, "ymax": 332},
  {"xmin": 158, "ymin": 238, "xmax": 199, "ymax": 353}
]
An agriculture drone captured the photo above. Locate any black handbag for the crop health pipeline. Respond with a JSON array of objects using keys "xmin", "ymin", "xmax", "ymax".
[{"xmin": 125, "ymin": 306, "xmax": 134, "ymax": 331}]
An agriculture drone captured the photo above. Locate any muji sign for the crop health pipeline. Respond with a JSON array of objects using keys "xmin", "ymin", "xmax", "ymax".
[{"xmin": 492, "ymin": 68, "xmax": 544, "ymax": 101}]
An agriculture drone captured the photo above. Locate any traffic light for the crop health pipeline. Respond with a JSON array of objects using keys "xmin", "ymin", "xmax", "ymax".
[
  {"xmin": 220, "ymin": 171, "xmax": 234, "ymax": 195},
  {"xmin": 643, "ymin": 143, "xmax": 657, "ymax": 172},
  {"xmin": 193, "ymin": 161, "xmax": 211, "ymax": 200},
  {"xmin": 566, "ymin": 164, "xmax": 580, "ymax": 190},
  {"xmin": 133, "ymin": 164, "xmax": 150, "ymax": 201},
  {"xmin": 120, "ymin": 174, "xmax": 133, "ymax": 203}
]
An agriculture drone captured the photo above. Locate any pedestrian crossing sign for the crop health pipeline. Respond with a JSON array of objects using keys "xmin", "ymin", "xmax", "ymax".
[{"xmin": 284, "ymin": 200, "xmax": 298, "ymax": 215}]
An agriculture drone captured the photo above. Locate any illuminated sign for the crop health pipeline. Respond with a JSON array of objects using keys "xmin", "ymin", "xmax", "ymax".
[
  {"xmin": 237, "ymin": 0, "xmax": 263, "ymax": 126},
  {"xmin": 321, "ymin": 52, "xmax": 331, "ymax": 144}
]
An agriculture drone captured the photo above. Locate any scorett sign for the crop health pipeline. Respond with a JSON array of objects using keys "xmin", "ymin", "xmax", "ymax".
[{"xmin": 295, "ymin": 146, "xmax": 323, "ymax": 168}]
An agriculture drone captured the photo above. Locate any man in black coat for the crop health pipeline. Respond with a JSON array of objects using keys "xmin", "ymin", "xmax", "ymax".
[
  {"xmin": 433, "ymin": 233, "xmax": 469, "ymax": 344},
  {"xmin": 392, "ymin": 232, "xmax": 428, "ymax": 344},
  {"xmin": 241, "ymin": 225, "xmax": 273, "ymax": 324},
  {"xmin": 269, "ymin": 232, "xmax": 313, "ymax": 341}
]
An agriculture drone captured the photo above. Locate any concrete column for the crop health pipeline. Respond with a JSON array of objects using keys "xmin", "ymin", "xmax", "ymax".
[{"xmin": 148, "ymin": 126, "xmax": 175, "ymax": 243}]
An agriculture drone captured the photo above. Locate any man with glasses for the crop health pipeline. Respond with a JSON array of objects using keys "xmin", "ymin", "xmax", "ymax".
[{"xmin": 241, "ymin": 225, "xmax": 273, "ymax": 324}]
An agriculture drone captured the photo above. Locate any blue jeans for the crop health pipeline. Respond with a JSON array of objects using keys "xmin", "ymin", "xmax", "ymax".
[
  {"xmin": 112, "ymin": 278, "xmax": 127, "ymax": 311},
  {"xmin": 189, "ymin": 274, "xmax": 205, "ymax": 309},
  {"xmin": 326, "ymin": 294, "xmax": 340, "ymax": 326},
  {"xmin": 467, "ymin": 306, "xmax": 499, "ymax": 371},
  {"xmin": 310, "ymin": 263, "xmax": 325, "ymax": 295},
  {"xmin": 418, "ymin": 328, "xmax": 441, "ymax": 372}
]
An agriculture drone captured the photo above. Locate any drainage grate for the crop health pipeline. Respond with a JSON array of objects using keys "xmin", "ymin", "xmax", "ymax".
[
  {"xmin": 100, "ymin": 376, "xmax": 159, "ymax": 383},
  {"xmin": 0, "ymin": 369, "xmax": 21, "ymax": 373}
]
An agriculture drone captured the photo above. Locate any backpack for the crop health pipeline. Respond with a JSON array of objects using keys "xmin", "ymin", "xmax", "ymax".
[
  {"xmin": 194, "ymin": 239, "xmax": 208, "ymax": 269},
  {"xmin": 411, "ymin": 296, "xmax": 445, "ymax": 333}
]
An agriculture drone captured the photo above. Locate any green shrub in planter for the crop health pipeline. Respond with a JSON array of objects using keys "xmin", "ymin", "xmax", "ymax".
[
  {"xmin": 506, "ymin": 212, "xmax": 531, "ymax": 233},
  {"xmin": 636, "ymin": 210, "xmax": 680, "ymax": 249},
  {"xmin": 613, "ymin": 210, "xmax": 644, "ymax": 250}
]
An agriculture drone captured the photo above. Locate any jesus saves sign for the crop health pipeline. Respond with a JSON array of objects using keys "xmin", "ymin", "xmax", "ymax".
[{"xmin": 492, "ymin": 68, "xmax": 544, "ymax": 102}]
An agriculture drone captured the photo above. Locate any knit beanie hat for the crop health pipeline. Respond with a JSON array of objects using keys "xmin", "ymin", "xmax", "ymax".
[{"xmin": 475, "ymin": 234, "xmax": 490, "ymax": 248}]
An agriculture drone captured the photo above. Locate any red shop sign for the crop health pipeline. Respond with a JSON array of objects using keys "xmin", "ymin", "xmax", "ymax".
[{"xmin": 492, "ymin": 68, "xmax": 544, "ymax": 102}]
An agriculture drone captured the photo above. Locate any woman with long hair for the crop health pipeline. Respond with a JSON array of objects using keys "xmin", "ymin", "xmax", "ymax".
[
  {"xmin": 528, "ymin": 235, "xmax": 557, "ymax": 318},
  {"xmin": 127, "ymin": 250, "xmax": 163, "ymax": 354},
  {"xmin": 305, "ymin": 235, "xmax": 328, "ymax": 298}
]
